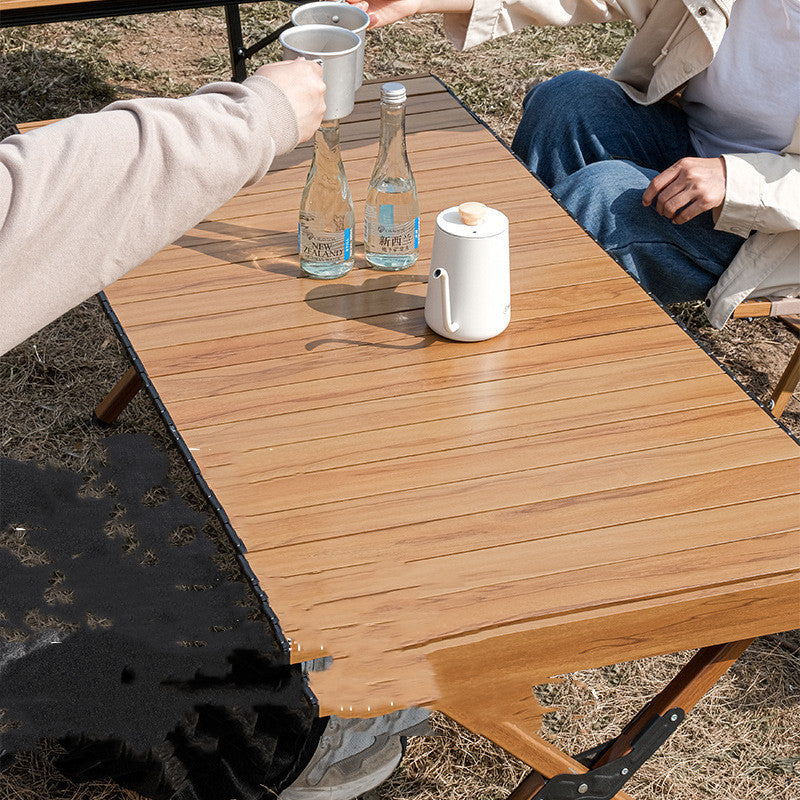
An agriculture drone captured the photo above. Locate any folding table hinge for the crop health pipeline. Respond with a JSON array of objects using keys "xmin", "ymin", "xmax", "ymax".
[{"xmin": 532, "ymin": 708, "xmax": 685, "ymax": 800}]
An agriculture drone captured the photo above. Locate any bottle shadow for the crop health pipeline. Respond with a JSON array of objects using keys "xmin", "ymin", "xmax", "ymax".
[
  {"xmin": 173, "ymin": 222, "xmax": 437, "ymax": 352},
  {"xmin": 173, "ymin": 219, "xmax": 301, "ymax": 280},
  {"xmin": 304, "ymin": 273, "xmax": 436, "ymax": 352}
]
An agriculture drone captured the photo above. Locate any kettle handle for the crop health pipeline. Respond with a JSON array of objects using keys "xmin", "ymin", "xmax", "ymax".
[{"xmin": 431, "ymin": 268, "xmax": 460, "ymax": 335}]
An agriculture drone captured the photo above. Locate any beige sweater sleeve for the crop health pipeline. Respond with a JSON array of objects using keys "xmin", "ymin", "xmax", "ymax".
[{"xmin": 0, "ymin": 75, "xmax": 300, "ymax": 356}]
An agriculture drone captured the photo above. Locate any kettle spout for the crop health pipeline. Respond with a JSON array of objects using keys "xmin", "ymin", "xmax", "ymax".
[{"xmin": 432, "ymin": 268, "xmax": 460, "ymax": 335}]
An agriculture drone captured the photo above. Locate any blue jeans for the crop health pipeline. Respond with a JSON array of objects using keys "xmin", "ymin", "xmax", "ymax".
[{"xmin": 511, "ymin": 71, "xmax": 744, "ymax": 304}]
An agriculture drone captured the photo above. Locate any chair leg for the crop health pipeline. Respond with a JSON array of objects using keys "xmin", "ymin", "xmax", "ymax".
[
  {"xmin": 93, "ymin": 366, "xmax": 143, "ymax": 426},
  {"xmin": 508, "ymin": 639, "xmax": 754, "ymax": 800},
  {"xmin": 770, "ymin": 341, "xmax": 800, "ymax": 418}
]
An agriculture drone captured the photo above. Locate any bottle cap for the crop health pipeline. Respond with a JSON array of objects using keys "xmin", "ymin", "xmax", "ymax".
[{"xmin": 381, "ymin": 82, "xmax": 406, "ymax": 104}]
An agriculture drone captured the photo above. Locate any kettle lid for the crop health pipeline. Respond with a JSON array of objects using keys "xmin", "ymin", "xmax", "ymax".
[{"xmin": 436, "ymin": 203, "xmax": 508, "ymax": 239}]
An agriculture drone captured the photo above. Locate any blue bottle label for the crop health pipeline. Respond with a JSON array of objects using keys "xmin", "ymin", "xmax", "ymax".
[
  {"xmin": 378, "ymin": 204, "xmax": 395, "ymax": 228},
  {"xmin": 366, "ymin": 206, "xmax": 419, "ymax": 253}
]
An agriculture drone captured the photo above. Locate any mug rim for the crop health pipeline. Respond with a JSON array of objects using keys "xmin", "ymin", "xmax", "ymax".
[
  {"xmin": 279, "ymin": 24, "xmax": 361, "ymax": 57},
  {"xmin": 290, "ymin": 2, "xmax": 370, "ymax": 34}
]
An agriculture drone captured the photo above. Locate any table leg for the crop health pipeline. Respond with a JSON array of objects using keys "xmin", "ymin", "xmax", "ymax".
[
  {"xmin": 508, "ymin": 638, "xmax": 754, "ymax": 800},
  {"xmin": 93, "ymin": 366, "xmax": 143, "ymax": 425}
]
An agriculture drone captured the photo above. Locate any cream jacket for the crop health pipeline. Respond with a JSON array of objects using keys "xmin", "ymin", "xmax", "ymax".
[
  {"xmin": 0, "ymin": 77, "xmax": 300, "ymax": 355},
  {"xmin": 444, "ymin": 0, "xmax": 800, "ymax": 327}
]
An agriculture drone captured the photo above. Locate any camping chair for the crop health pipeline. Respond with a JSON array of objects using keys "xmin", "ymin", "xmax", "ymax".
[{"xmin": 731, "ymin": 297, "xmax": 800, "ymax": 418}]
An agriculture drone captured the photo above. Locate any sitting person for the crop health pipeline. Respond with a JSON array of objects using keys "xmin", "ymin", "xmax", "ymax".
[{"xmin": 350, "ymin": 0, "xmax": 800, "ymax": 327}]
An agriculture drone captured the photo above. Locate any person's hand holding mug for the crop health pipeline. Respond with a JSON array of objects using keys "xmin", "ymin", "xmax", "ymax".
[
  {"xmin": 255, "ymin": 59, "xmax": 326, "ymax": 142},
  {"xmin": 346, "ymin": 0, "xmax": 474, "ymax": 28}
]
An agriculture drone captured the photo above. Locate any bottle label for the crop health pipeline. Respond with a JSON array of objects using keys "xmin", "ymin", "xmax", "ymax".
[
  {"xmin": 298, "ymin": 222, "xmax": 352, "ymax": 262},
  {"xmin": 366, "ymin": 206, "xmax": 419, "ymax": 253}
]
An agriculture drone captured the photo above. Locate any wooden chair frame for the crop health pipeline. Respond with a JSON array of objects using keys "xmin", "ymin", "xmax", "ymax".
[
  {"xmin": 732, "ymin": 298, "xmax": 800, "ymax": 419},
  {"xmin": 506, "ymin": 639, "xmax": 753, "ymax": 800}
]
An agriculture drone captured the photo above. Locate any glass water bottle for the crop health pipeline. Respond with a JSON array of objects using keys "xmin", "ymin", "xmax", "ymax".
[
  {"xmin": 364, "ymin": 83, "xmax": 420, "ymax": 271},
  {"xmin": 299, "ymin": 120, "xmax": 355, "ymax": 279}
]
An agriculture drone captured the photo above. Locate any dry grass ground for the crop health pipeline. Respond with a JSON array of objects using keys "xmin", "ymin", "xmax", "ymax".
[{"xmin": 1, "ymin": 4, "xmax": 798, "ymax": 799}]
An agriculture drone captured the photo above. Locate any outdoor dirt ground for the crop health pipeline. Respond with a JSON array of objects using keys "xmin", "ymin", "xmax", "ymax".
[{"xmin": 1, "ymin": 4, "xmax": 798, "ymax": 799}]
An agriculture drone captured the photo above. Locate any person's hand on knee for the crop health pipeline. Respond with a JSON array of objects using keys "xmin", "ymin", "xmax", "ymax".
[
  {"xmin": 642, "ymin": 156, "xmax": 727, "ymax": 225},
  {"xmin": 255, "ymin": 59, "xmax": 326, "ymax": 142}
]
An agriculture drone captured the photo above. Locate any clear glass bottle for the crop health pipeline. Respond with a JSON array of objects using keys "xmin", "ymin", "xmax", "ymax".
[
  {"xmin": 299, "ymin": 120, "xmax": 355, "ymax": 279},
  {"xmin": 364, "ymin": 83, "xmax": 420, "ymax": 271}
]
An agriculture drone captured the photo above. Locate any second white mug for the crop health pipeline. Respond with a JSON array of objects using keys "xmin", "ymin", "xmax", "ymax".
[{"xmin": 290, "ymin": 1, "xmax": 369, "ymax": 89}]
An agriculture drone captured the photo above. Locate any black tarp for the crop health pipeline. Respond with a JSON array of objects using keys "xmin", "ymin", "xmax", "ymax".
[{"xmin": 0, "ymin": 433, "xmax": 322, "ymax": 799}]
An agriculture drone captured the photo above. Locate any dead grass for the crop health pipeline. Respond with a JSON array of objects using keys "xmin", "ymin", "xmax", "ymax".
[
  {"xmin": 0, "ymin": 6, "xmax": 798, "ymax": 800},
  {"xmin": 1, "ymin": 742, "xmax": 142, "ymax": 800}
]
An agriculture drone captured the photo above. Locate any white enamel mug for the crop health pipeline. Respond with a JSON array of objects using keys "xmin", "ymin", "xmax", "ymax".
[
  {"xmin": 280, "ymin": 25, "xmax": 361, "ymax": 120},
  {"xmin": 424, "ymin": 203, "xmax": 511, "ymax": 342},
  {"xmin": 291, "ymin": 1, "xmax": 369, "ymax": 89}
]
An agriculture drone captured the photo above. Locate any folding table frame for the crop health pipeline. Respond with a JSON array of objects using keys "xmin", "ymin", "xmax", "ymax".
[
  {"xmin": 506, "ymin": 639, "xmax": 753, "ymax": 800},
  {"xmin": 92, "ymin": 369, "xmax": 770, "ymax": 800}
]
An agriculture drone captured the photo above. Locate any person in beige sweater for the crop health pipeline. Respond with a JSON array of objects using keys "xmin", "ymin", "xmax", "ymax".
[
  {"xmin": 0, "ymin": 59, "xmax": 431, "ymax": 800},
  {"xmin": 0, "ymin": 59, "xmax": 325, "ymax": 356}
]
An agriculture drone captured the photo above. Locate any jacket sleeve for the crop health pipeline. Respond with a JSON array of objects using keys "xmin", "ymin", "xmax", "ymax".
[
  {"xmin": 0, "ymin": 76, "xmax": 300, "ymax": 356},
  {"xmin": 717, "ymin": 151, "xmax": 800, "ymax": 237},
  {"xmin": 443, "ymin": 0, "xmax": 654, "ymax": 51}
]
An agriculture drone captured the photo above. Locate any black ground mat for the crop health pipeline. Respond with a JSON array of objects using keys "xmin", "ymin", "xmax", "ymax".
[{"xmin": 0, "ymin": 433, "xmax": 322, "ymax": 799}]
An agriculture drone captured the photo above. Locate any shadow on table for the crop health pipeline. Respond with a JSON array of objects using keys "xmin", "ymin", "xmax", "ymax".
[
  {"xmin": 174, "ymin": 222, "xmax": 438, "ymax": 352},
  {"xmin": 174, "ymin": 219, "xmax": 300, "ymax": 279},
  {"xmin": 304, "ymin": 273, "xmax": 437, "ymax": 352}
]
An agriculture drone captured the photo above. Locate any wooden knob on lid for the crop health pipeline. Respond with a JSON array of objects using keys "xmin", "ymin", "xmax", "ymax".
[{"xmin": 458, "ymin": 202, "xmax": 488, "ymax": 226}]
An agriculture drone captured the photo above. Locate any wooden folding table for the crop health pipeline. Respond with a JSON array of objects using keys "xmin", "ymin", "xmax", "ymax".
[{"xmin": 22, "ymin": 76, "xmax": 800, "ymax": 799}]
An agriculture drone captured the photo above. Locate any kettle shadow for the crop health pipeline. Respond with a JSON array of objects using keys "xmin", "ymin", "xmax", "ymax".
[{"xmin": 304, "ymin": 273, "xmax": 436, "ymax": 351}]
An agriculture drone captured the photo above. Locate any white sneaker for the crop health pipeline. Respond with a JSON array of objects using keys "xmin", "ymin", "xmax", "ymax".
[{"xmin": 280, "ymin": 709, "xmax": 429, "ymax": 800}]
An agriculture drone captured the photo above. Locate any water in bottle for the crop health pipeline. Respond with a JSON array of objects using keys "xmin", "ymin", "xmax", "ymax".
[
  {"xmin": 299, "ymin": 120, "xmax": 355, "ymax": 279},
  {"xmin": 365, "ymin": 83, "xmax": 420, "ymax": 271}
]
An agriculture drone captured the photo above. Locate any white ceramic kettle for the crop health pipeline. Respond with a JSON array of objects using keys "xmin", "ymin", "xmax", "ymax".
[{"xmin": 424, "ymin": 202, "xmax": 511, "ymax": 342}]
